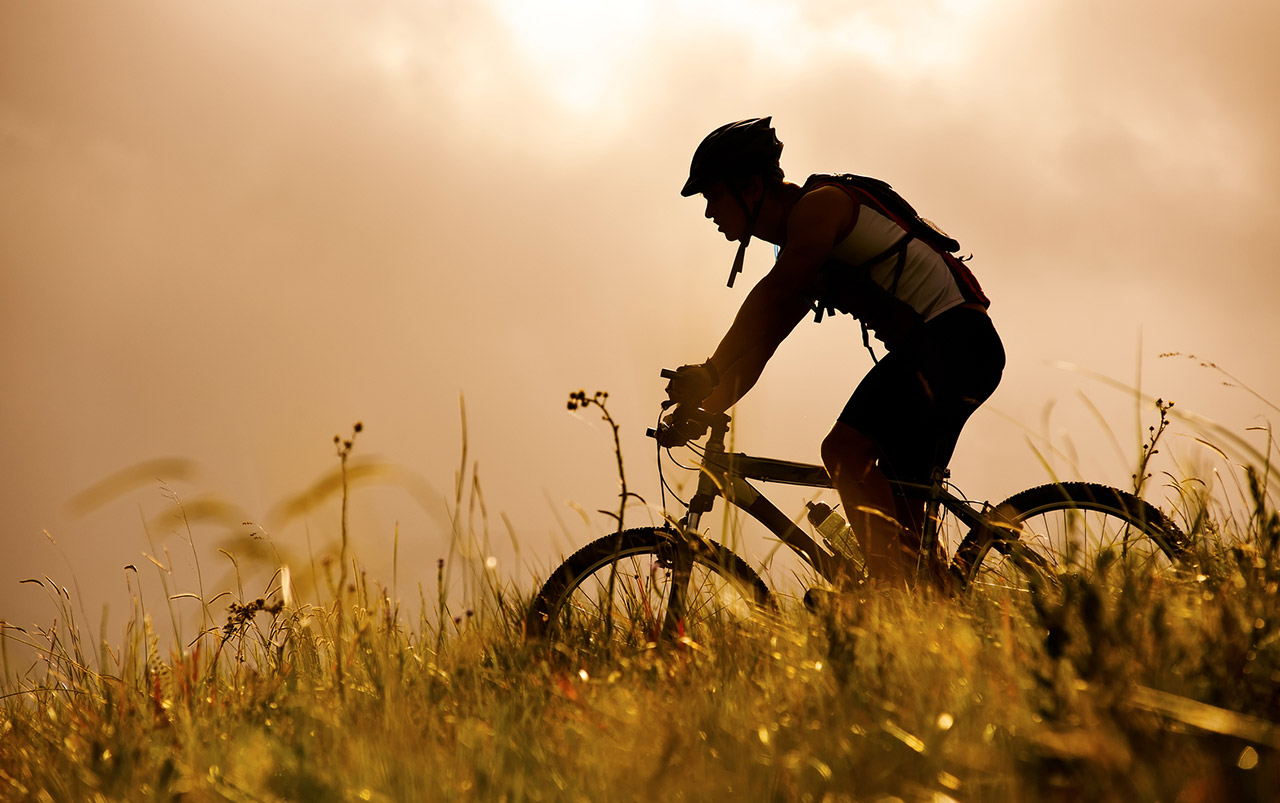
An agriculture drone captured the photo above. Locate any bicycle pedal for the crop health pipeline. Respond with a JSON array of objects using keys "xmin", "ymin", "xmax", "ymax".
[{"xmin": 803, "ymin": 588, "xmax": 830, "ymax": 613}]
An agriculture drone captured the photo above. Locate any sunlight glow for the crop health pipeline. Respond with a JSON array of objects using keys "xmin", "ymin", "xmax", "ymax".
[
  {"xmin": 486, "ymin": 0, "xmax": 998, "ymax": 112},
  {"xmin": 489, "ymin": 0, "xmax": 654, "ymax": 112}
]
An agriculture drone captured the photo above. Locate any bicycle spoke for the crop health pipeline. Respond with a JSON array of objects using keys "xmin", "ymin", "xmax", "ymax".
[{"xmin": 1016, "ymin": 507, "xmax": 1174, "ymax": 574}]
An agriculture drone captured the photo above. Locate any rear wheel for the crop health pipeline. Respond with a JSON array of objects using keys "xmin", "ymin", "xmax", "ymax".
[
  {"xmin": 954, "ymin": 482, "xmax": 1189, "ymax": 593},
  {"xmin": 525, "ymin": 527, "xmax": 772, "ymax": 651}
]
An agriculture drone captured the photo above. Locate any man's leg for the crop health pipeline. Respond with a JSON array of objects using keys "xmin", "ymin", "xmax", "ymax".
[{"xmin": 821, "ymin": 423, "xmax": 911, "ymax": 585}]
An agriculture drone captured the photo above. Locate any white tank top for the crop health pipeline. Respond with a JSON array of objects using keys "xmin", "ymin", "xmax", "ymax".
[{"xmin": 828, "ymin": 204, "xmax": 966, "ymax": 323}]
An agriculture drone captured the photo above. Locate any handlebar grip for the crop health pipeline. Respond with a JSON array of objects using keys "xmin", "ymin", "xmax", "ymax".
[
  {"xmin": 660, "ymin": 368, "xmax": 679, "ymax": 379},
  {"xmin": 646, "ymin": 427, "xmax": 658, "ymax": 439}
]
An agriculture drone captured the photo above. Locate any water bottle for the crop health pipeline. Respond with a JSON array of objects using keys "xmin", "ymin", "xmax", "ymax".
[{"xmin": 806, "ymin": 501, "xmax": 867, "ymax": 575}]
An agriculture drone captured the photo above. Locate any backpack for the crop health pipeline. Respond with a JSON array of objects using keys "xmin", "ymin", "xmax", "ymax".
[
  {"xmin": 801, "ymin": 173, "xmax": 989, "ymax": 357},
  {"xmin": 803, "ymin": 172, "xmax": 962, "ymax": 256}
]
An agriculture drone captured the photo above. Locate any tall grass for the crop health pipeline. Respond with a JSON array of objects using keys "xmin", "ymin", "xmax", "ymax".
[{"xmin": 3, "ymin": 408, "xmax": 1279, "ymax": 801}]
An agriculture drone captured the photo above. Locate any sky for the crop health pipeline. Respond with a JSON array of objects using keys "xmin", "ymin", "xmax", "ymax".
[{"xmin": 3, "ymin": 0, "xmax": 1279, "ymax": 655}]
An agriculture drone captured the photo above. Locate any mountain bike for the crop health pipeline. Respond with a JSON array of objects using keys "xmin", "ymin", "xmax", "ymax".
[{"xmin": 525, "ymin": 372, "xmax": 1190, "ymax": 646}]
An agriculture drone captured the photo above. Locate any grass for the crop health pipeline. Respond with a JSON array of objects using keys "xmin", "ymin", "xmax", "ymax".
[{"xmin": 3, "ymin": 409, "xmax": 1280, "ymax": 802}]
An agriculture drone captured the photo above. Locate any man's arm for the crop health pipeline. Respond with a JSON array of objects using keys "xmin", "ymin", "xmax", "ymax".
[
  {"xmin": 703, "ymin": 185, "xmax": 856, "ymax": 411},
  {"xmin": 702, "ymin": 340, "xmax": 783, "ymax": 414}
]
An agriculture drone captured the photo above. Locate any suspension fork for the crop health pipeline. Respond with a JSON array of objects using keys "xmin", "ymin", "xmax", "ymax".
[{"xmin": 660, "ymin": 443, "xmax": 728, "ymax": 637}]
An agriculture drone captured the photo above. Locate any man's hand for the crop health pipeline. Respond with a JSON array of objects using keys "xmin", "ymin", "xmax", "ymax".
[
  {"xmin": 656, "ymin": 406, "xmax": 709, "ymax": 447},
  {"xmin": 664, "ymin": 360, "xmax": 719, "ymax": 405}
]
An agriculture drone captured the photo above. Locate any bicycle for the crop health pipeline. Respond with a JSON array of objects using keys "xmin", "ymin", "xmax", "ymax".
[{"xmin": 525, "ymin": 371, "xmax": 1190, "ymax": 645}]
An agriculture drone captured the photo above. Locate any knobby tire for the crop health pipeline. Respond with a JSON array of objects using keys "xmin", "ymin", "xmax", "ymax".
[
  {"xmin": 525, "ymin": 527, "xmax": 772, "ymax": 648},
  {"xmin": 954, "ymin": 482, "xmax": 1188, "ymax": 592}
]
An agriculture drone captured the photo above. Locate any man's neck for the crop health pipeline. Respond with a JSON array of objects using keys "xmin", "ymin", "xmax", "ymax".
[{"xmin": 752, "ymin": 181, "xmax": 804, "ymax": 246}]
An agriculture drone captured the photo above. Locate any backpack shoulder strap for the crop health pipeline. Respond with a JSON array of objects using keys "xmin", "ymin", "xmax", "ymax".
[{"xmin": 803, "ymin": 173, "xmax": 961, "ymax": 254}]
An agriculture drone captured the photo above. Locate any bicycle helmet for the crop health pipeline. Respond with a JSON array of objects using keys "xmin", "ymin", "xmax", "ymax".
[{"xmin": 680, "ymin": 117, "xmax": 784, "ymax": 197}]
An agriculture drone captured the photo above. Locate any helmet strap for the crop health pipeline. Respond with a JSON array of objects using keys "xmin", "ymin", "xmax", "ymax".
[
  {"xmin": 727, "ymin": 240, "xmax": 747, "ymax": 287},
  {"xmin": 726, "ymin": 190, "xmax": 764, "ymax": 288}
]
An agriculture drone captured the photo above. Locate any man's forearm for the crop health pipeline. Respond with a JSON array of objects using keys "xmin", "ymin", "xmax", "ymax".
[{"xmin": 702, "ymin": 343, "xmax": 775, "ymax": 414}]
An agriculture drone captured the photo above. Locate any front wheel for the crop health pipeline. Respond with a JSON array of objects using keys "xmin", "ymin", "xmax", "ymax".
[
  {"xmin": 525, "ymin": 527, "xmax": 772, "ymax": 650},
  {"xmin": 954, "ymin": 482, "xmax": 1189, "ymax": 592}
]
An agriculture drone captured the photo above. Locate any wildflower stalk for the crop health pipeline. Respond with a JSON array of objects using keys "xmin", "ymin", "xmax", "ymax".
[
  {"xmin": 1132, "ymin": 399, "xmax": 1173, "ymax": 499},
  {"xmin": 332, "ymin": 422, "xmax": 363, "ymax": 696},
  {"xmin": 434, "ymin": 557, "xmax": 448, "ymax": 664},
  {"xmin": 567, "ymin": 390, "xmax": 646, "ymax": 643},
  {"xmin": 567, "ymin": 390, "xmax": 631, "ymax": 535}
]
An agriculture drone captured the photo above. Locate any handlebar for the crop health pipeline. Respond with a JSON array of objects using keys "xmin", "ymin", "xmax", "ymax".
[{"xmin": 647, "ymin": 367, "xmax": 730, "ymax": 442}]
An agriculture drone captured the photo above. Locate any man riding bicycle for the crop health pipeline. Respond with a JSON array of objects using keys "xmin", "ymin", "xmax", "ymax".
[{"xmin": 664, "ymin": 117, "xmax": 1005, "ymax": 587}]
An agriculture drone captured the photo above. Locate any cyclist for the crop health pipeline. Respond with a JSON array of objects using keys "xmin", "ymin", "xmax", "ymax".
[{"xmin": 664, "ymin": 117, "xmax": 1005, "ymax": 587}]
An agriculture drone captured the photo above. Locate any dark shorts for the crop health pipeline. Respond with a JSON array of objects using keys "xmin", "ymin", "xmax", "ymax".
[{"xmin": 838, "ymin": 306, "xmax": 1005, "ymax": 485}]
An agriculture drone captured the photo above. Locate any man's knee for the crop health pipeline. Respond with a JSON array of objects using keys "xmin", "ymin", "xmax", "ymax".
[{"xmin": 821, "ymin": 424, "xmax": 879, "ymax": 480}]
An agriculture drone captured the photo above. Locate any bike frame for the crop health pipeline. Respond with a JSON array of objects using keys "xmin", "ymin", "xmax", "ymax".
[{"xmin": 666, "ymin": 411, "xmax": 991, "ymax": 586}]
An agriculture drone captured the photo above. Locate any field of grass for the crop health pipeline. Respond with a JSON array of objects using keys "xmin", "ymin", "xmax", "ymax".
[{"xmin": 4, "ymin": 413, "xmax": 1280, "ymax": 802}]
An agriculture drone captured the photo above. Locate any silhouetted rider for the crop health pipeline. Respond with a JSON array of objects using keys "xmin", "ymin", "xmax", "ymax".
[{"xmin": 664, "ymin": 117, "xmax": 1005, "ymax": 587}]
